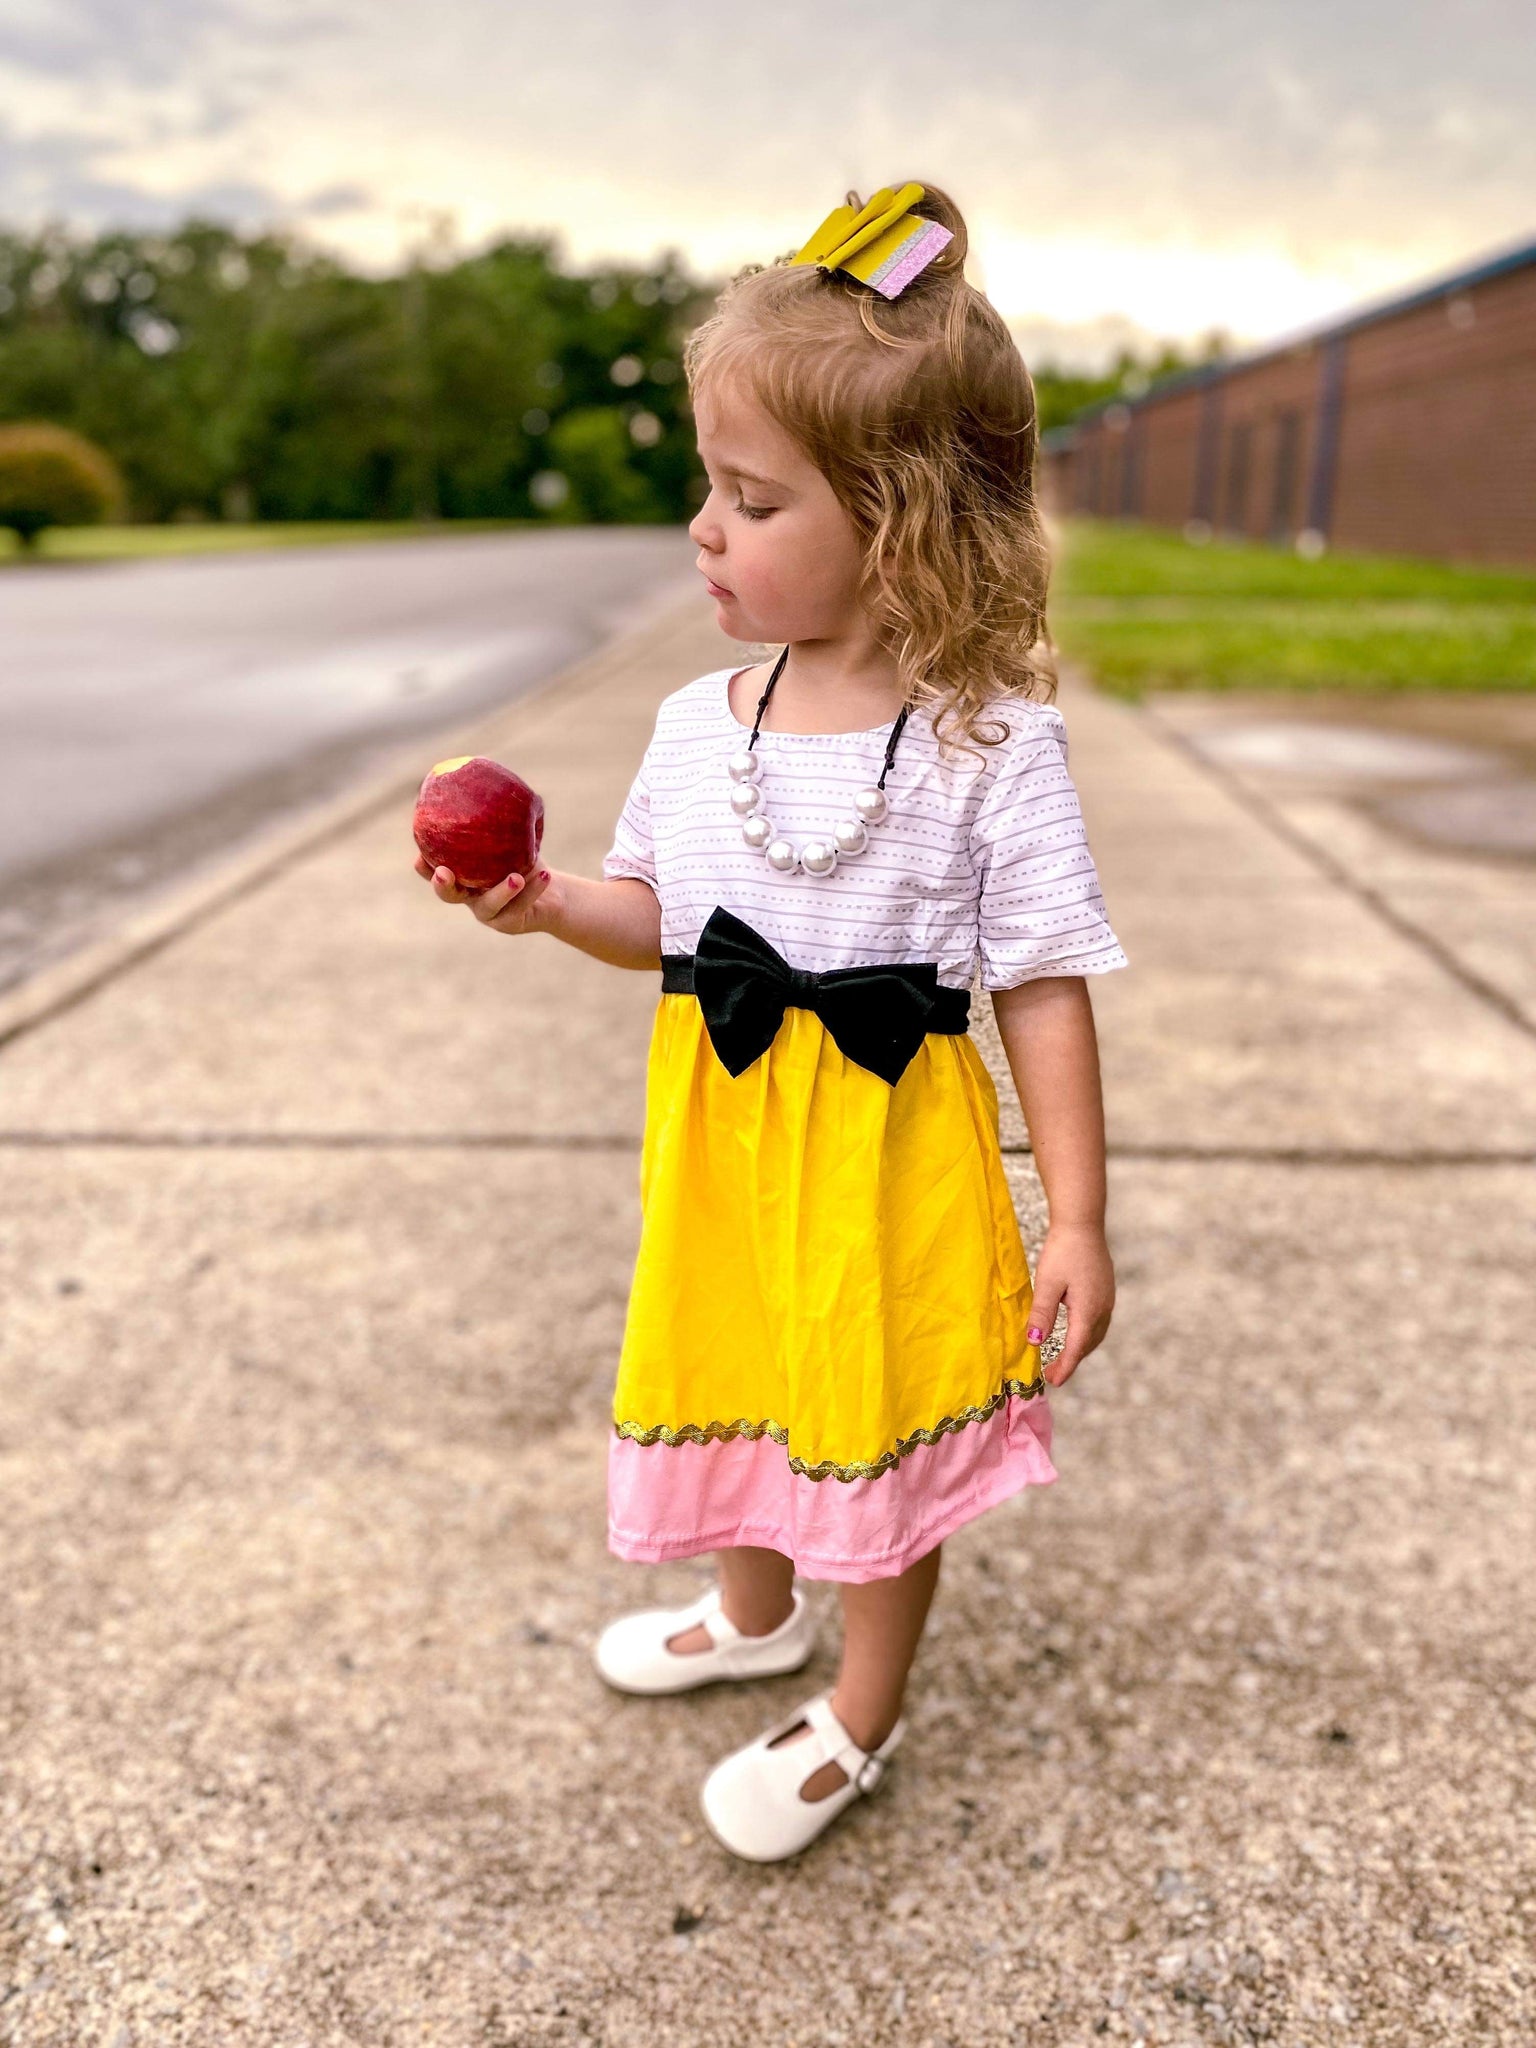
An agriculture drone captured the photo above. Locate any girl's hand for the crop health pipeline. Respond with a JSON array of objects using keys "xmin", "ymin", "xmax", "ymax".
[
  {"xmin": 413, "ymin": 853, "xmax": 563, "ymax": 935},
  {"xmin": 1026, "ymin": 1221, "xmax": 1115, "ymax": 1387}
]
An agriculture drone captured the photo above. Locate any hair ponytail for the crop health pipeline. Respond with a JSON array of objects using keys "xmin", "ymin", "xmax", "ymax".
[{"xmin": 686, "ymin": 183, "xmax": 1054, "ymax": 761}]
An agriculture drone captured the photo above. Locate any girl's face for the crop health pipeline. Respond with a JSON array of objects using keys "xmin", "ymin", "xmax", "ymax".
[{"xmin": 688, "ymin": 382, "xmax": 865, "ymax": 645}]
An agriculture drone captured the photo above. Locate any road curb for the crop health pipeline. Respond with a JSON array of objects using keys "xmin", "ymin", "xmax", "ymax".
[{"xmin": 0, "ymin": 586, "xmax": 699, "ymax": 1054}]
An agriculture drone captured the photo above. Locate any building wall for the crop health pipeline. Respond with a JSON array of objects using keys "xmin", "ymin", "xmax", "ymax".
[
  {"xmin": 1134, "ymin": 387, "xmax": 1205, "ymax": 528},
  {"xmin": 1329, "ymin": 266, "xmax": 1536, "ymax": 564},
  {"xmin": 1039, "ymin": 254, "xmax": 1536, "ymax": 568},
  {"xmin": 1201, "ymin": 348, "xmax": 1321, "ymax": 543}
]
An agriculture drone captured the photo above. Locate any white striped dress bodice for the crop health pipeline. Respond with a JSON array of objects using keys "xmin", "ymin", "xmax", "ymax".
[{"xmin": 602, "ymin": 666, "xmax": 1126, "ymax": 993}]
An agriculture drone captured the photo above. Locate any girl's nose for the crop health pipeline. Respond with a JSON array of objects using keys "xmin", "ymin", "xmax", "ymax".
[{"xmin": 688, "ymin": 490, "xmax": 724, "ymax": 552}]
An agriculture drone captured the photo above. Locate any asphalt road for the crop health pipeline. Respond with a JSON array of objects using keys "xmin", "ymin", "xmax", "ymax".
[{"xmin": 0, "ymin": 527, "xmax": 693, "ymax": 991}]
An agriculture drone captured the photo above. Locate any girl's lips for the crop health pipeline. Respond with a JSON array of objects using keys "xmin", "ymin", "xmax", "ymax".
[{"xmin": 702, "ymin": 575, "xmax": 733, "ymax": 600}]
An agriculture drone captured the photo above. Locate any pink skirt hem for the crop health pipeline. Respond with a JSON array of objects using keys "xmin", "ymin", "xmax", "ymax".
[{"xmin": 606, "ymin": 1392, "xmax": 1055, "ymax": 1584}]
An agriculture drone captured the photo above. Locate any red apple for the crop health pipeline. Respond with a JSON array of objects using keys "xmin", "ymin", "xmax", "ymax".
[{"xmin": 413, "ymin": 755, "xmax": 545, "ymax": 890}]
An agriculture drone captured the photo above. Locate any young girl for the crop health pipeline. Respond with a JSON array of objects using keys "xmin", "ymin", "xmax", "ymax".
[{"xmin": 418, "ymin": 183, "xmax": 1126, "ymax": 1863}]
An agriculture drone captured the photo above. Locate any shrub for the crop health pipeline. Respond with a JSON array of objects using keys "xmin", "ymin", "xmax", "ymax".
[{"xmin": 0, "ymin": 422, "xmax": 125, "ymax": 546}]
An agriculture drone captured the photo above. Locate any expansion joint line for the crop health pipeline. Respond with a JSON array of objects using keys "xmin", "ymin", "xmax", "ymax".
[{"xmin": 1142, "ymin": 704, "xmax": 1536, "ymax": 1045}]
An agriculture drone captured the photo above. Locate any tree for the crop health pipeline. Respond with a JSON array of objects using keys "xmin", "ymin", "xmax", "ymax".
[
  {"xmin": 546, "ymin": 406, "xmax": 666, "ymax": 522},
  {"xmin": 0, "ymin": 222, "xmax": 714, "ymax": 525},
  {"xmin": 1030, "ymin": 333, "xmax": 1233, "ymax": 436},
  {"xmin": 0, "ymin": 421, "xmax": 123, "ymax": 546}
]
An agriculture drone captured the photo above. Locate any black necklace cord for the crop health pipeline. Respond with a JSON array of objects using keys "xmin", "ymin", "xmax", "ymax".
[
  {"xmin": 748, "ymin": 646, "xmax": 791, "ymax": 749},
  {"xmin": 750, "ymin": 645, "xmax": 910, "ymax": 783},
  {"xmin": 876, "ymin": 709, "xmax": 910, "ymax": 790}
]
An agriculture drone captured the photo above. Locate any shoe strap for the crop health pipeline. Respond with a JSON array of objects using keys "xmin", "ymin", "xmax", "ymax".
[
  {"xmin": 694, "ymin": 1587, "xmax": 801, "ymax": 1650},
  {"xmin": 802, "ymin": 1695, "xmax": 887, "ymax": 1795},
  {"xmin": 675, "ymin": 1587, "xmax": 738, "ymax": 1646}
]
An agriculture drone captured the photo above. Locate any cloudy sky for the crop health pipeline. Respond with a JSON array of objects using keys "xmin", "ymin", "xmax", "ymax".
[{"xmin": 2, "ymin": 0, "xmax": 1532, "ymax": 366}]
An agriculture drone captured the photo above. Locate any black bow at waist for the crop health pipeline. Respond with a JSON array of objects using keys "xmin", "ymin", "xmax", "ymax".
[{"xmin": 660, "ymin": 905, "xmax": 970, "ymax": 1086}]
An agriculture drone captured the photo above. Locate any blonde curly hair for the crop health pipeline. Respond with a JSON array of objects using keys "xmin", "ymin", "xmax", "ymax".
[{"xmin": 684, "ymin": 183, "xmax": 1055, "ymax": 763}]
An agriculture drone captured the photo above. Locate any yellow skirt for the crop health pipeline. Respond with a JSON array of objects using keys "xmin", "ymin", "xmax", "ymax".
[{"xmin": 607, "ymin": 993, "xmax": 1056, "ymax": 1582}]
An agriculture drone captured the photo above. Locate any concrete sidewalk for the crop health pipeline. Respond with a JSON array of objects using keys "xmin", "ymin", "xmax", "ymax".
[{"xmin": 2, "ymin": 600, "xmax": 1533, "ymax": 2047}]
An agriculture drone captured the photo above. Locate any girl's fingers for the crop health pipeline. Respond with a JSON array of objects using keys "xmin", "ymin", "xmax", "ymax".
[
  {"xmin": 1047, "ymin": 1310, "xmax": 1086, "ymax": 1386},
  {"xmin": 485, "ymin": 869, "xmax": 554, "ymax": 929},
  {"xmin": 472, "ymin": 872, "xmax": 527, "ymax": 922},
  {"xmin": 1026, "ymin": 1286, "xmax": 1063, "ymax": 1356},
  {"xmin": 430, "ymin": 865, "xmax": 471, "ymax": 902},
  {"xmin": 413, "ymin": 852, "xmax": 435, "ymax": 880},
  {"xmin": 422, "ymin": 861, "xmax": 550, "ymax": 928},
  {"xmin": 1045, "ymin": 1299, "xmax": 1113, "ymax": 1386}
]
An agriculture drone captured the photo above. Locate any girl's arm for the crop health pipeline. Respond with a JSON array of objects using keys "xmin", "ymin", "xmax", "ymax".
[
  {"xmin": 990, "ymin": 973, "xmax": 1115, "ymax": 1386},
  {"xmin": 415, "ymin": 857, "xmax": 662, "ymax": 972}
]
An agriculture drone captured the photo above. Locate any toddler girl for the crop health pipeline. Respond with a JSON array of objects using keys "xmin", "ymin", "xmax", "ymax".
[{"xmin": 418, "ymin": 182, "xmax": 1125, "ymax": 1863}]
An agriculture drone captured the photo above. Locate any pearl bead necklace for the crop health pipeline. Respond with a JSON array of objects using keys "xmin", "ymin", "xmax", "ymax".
[{"xmin": 726, "ymin": 647, "xmax": 910, "ymax": 877}]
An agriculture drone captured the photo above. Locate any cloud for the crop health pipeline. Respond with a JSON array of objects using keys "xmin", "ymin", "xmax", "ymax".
[
  {"xmin": 0, "ymin": 0, "xmax": 334, "ymax": 88},
  {"xmin": 296, "ymin": 182, "xmax": 372, "ymax": 219},
  {"xmin": 0, "ymin": 116, "xmax": 365, "ymax": 235},
  {"xmin": 1010, "ymin": 313, "xmax": 1172, "ymax": 377},
  {"xmin": 0, "ymin": 0, "xmax": 1530, "ymax": 347},
  {"xmin": 0, "ymin": 0, "xmax": 212, "ymax": 85}
]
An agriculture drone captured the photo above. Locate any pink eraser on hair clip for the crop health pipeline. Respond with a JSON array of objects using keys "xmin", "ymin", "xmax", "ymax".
[{"xmin": 867, "ymin": 221, "xmax": 953, "ymax": 300}]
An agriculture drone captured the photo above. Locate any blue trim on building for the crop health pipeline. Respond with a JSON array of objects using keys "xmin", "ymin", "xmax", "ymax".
[
  {"xmin": 1304, "ymin": 336, "xmax": 1348, "ymax": 538},
  {"xmin": 1119, "ymin": 414, "xmax": 1142, "ymax": 516},
  {"xmin": 1192, "ymin": 382, "xmax": 1223, "ymax": 524}
]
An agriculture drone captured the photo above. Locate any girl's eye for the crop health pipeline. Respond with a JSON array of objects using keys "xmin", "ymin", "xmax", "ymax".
[{"xmin": 736, "ymin": 499, "xmax": 775, "ymax": 522}]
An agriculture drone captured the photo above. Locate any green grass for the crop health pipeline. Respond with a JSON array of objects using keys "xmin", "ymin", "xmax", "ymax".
[
  {"xmin": 0, "ymin": 518, "xmax": 533, "ymax": 563},
  {"xmin": 1049, "ymin": 519, "xmax": 1536, "ymax": 695}
]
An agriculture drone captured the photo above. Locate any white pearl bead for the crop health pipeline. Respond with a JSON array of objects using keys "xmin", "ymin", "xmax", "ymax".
[
  {"xmin": 741, "ymin": 814, "xmax": 774, "ymax": 849},
  {"xmin": 765, "ymin": 838, "xmax": 801, "ymax": 873},
  {"xmin": 854, "ymin": 787, "xmax": 888, "ymax": 824},
  {"xmin": 801, "ymin": 839, "xmax": 839, "ymax": 876},
  {"xmin": 729, "ymin": 782, "xmax": 762, "ymax": 818},
  {"xmin": 727, "ymin": 749, "xmax": 762, "ymax": 783},
  {"xmin": 833, "ymin": 818, "xmax": 869, "ymax": 855}
]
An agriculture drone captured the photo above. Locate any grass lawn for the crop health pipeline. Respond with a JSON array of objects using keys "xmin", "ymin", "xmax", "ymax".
[
  {"xmin": 1048, "ymin": 519, "xmax": 1536, "ymax": 696},
  {"xmin": 0, "ymin": 518, "xmax": 533, "ymax": 563}
]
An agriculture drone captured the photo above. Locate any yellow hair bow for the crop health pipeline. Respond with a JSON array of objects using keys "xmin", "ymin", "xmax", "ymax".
[{"xmin": 790, "ymin": 183, "xmax": 953, "ymax": 299}]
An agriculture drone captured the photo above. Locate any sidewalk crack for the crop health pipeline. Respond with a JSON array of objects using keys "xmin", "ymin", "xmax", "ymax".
[{"xmin": 1142, "ymin": 702, "xmax": 1536, "ymax": 1046}]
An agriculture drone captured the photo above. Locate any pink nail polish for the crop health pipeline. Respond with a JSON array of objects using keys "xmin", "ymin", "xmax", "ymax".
[{"xmin": 1026, "ymin": 1327, "xmax": 1044, "ymax": 1344}]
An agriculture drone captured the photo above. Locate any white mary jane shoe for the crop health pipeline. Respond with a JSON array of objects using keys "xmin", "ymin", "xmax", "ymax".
[
  {"xmin": 700, "ymin": 1691, "xmax": 906, "ymax": 1863},
  {"xmin": 592, "ymin": 1586, "xmax": 816, "ymax": 1696}
]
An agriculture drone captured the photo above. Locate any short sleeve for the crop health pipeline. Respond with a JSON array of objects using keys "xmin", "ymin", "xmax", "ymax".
[
  {"xmin": 601, "ymin": 749, "xmax": 658, "ymax": 896},
  {"xmin": 970, "ymin": 713, "xmax": 1127, "ymax": 991}
]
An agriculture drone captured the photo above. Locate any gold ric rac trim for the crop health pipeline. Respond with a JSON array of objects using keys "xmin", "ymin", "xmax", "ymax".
[{"xmin": 613, "ymin": 1376, "xmax": 1045, "ymax": 1486}]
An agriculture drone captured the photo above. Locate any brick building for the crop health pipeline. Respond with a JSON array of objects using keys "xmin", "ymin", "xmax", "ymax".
[{"xmin": 1039, "ymin": 236, "xmax": 1536, "ymax": 568}]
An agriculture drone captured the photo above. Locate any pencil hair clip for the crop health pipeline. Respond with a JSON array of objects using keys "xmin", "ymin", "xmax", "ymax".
[{"xmin": 790, "ymin": 183, "xmax": 953, "ymax": 300}]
